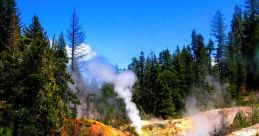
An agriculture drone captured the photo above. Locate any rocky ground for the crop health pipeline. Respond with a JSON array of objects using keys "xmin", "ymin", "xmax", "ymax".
[{"xmin": 227, "ymin": 123, "xmax": 259, "ymax": 136}]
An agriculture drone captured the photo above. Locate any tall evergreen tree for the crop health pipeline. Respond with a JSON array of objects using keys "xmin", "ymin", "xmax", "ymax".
[
  {"xmin": 155, "ymin": 70, "xmax": 178, "ymax": 118},
  {"xmin": 158, "ymin": 49, "xmax": 172, "ymax": 70},
  {"xmin": 0, "ymin": 0, "xmax": 21, "ymax": 52},
  {"xmin": 128, "ymin": 57, "xmax": 141, "ymax": 106},
  {"xmin": 139, "ymin": 51, "xmax": 145, "ymax": 93},
  {"xmin": 227, "ymin": 6, "xmax": 246, "ymax": 99},
  {"xmin": 211, "ymin": 10, "xmax": 227, "ymax": 81},
  {"xmin": 191, "ymin": 30, "xmax": 208, "ymax": 84},
  {"xmin": 191, "ymin": 30, "xmax": 198, "ymax": 62},
  {"xmin": 143, "ymin": 52, "xmax": 159, "ymax": 113},
  {"xmin": 0, "ymin": 0, "xmax": 22, "ymax": 134},
  {"xmin": 54, "ymin": 32, "xmax": 79, "ymax": 118},
  {"xmin": 243, "ymin": 0, "xmax": 259, "ymax": 90},
  {"xmin": 177, "ymin": 46, "xmax": 194, "ymax": 95}
]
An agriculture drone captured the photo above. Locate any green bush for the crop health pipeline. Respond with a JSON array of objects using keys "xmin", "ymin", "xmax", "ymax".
[
  {"xmin": 230, "ymin": 111, "xmax": 249, "ymax": 130},
  {"xmin": 0, "ymin": 128, "xmax": 12, "ymax": 136}
]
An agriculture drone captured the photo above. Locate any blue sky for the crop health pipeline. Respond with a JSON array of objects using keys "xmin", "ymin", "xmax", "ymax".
[{"xmin": 17, "ymin": 0, "xmax": 244, "ymax": 68}]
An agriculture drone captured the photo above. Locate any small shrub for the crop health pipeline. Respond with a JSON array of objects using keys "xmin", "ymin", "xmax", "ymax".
[
  {"xmin": 230, "ymin": 111, "xmax": 249, "ymax": 130},
  {"xmin": 0, "ymin": 127, "xmax": 12, "ymax": 136},
  {"xmin": 250, "ymin": 92, "xmax": 259, "ymax": 125}
]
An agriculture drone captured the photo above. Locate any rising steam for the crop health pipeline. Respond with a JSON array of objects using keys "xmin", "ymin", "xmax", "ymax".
[
  {"xmin": 185, "ymin": 97, "xmax": 224, "ymax": 136},
  {"xmin": 185, "ymin": 76, "xmax": 228, "ymax": 136},
  {"xmin": 85, "ymin": 56, "xmax": 142, "ymax": 134}
]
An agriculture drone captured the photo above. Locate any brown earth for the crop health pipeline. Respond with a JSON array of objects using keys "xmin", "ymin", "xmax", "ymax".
[{"xmin": 61, "ymin": 119, "xmax": 128, "ymax": 136}]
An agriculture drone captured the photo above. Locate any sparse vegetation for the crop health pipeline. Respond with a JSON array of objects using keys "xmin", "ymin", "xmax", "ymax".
[{"xmin": 250, "ymin": 92, "xmax": 259, "ymax": 125}]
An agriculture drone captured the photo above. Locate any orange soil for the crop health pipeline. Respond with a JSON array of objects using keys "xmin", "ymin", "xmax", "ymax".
[{"xmin": 62, "ymin": 119, "xmax": 128, "ymax": 136}]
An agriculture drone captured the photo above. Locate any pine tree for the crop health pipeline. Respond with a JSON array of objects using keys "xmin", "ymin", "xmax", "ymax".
[
  {"xmin": 211, "ymin": 10, "xmax": 227, "ymax": 82},
  {"xmin": 54, "ymin": 32, "xmax": 80, "ymax": 118},
  {"xmin": 177, "ymin": 46, "xmax": 194, "ymax": 95},
  {"xmin": 138, "ymin": 51, "xmax": 146, "ymax": 109},
  {"xmin": 129, "ymin": 52, "xmax": 147, "ymax": 113},
  {"xmin": 0, "ymin": 0, "xmax": 22, "ymax": 134},
  {"xmin": 191, "ymin": 30, "xmax": 208, "ymax": 84},
  {"xmin": 158, "ymin": 49, "xmax": 172, "ymax": 70},
  {"xmin": 155, "ymin": 70, "xmax": 177, "ymax": 118},
  {"xmin": 191, "ymin": 30, "xmax": 198, "ymax": 62},
  {"xmin": 227, "ymin": 6, "xmax": 246, "ymax": 99},
  {"xmin": 243, "ymin": 0, "xmax": 259, "ymax": 90},
  {"xmin": 184, "ymin": 45, "xmax": 194, "ymax": 87},
  {"xmin": 0, "ymin": 0, "xmax": 21, "ymax": 52},
  {"xmin": 139, "ymin": 51, "xmax": 145, "ymax": 92},
  {"xmin": 128, "ymin": 57, "xmax": 141, "ymax": 106},
  {"xmin": 143, "ymin": 52, "xmax": 160, "ymax": 113},
  {"xmin": 0, "ymin": 15, "xmax": 50, "ymax": 135}
]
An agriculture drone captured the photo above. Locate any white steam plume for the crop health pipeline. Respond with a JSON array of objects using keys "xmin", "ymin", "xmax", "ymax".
[
  {"xmin": 185, "ymin": 76, "xmax": 228, "ymax": 136},
  {"xmin": 185, "ymin": 97, "xmax": 223, "ymax": 136},
  {"xmin": 86, "ymin": 56, "xmax": 142, "ymax": 134}
]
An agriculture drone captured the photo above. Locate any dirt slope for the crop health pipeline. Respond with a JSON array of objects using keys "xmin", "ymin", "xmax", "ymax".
[{"xmin": 62, "ymin": 119, "xmax": 128, "ymax": 136}]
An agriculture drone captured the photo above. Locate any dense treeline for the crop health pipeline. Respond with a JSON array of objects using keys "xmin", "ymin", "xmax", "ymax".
[
  {"xmin": 0, "ymin": 0, "xmax": 79, "ymax": 135},
  {"xmin": 129, "ymin": 0, "xmax": 259, "ymax": 118}
]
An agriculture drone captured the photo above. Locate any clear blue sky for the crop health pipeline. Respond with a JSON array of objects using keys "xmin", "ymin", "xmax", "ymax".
[{"xmin": 17, "ymin": 0, "xmax": 244, "ymax": 68}]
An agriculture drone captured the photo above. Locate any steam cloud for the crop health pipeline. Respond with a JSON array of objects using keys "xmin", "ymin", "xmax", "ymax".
[
  {"xmin": 185, "ymin": 97, "xmax": 224, "ymax": 136},
  {"xmin": 85, "ymin": 56, "xmax": 142, "ymax": 134},
  {"xmin": 185, "ymin": 76, "xmax": 227, "ymax": 136}
]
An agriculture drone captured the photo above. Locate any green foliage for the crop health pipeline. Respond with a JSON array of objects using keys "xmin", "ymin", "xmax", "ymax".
[
  {"xmin": 0, "ymin": 2, "xmax": 79, "ymax": 134},
  {"xmin": 243, "ymin": 0, "xmax": 259, "ymax": 90},
  {"xmin": 129, "ymin": 49, "xmax": 187, "ymax": 118},
  {"xmin": 250, "ymin": 92, "xmax": 259, "ymax": 124},
  {"xmin": 130, "ymin": 1, "xmax": 259, "ymax": 119},
  {"xmin": 0, "ymin": 0, "xmax": 21, "ymax": 52},
  {"xmin": 211, "ymin": 10, "xmax": 228, "ymax": 82},
  {"xmin": 191, "ymin": 30, "xmax": 209, "ymax": 84},
  {"xmin": 227, "ymin": 6, "xmax": 246, "ymax": 102},
  {"xmin": 230, "ymin": 92, "xmax": 258, "ymax": 131},
  {"xmin": 62, "ymin": 119, "xmax": 90, "ymax": 136},
  {"xmin": 155, "ymin": 70, "xmax": 177, "ymax": 118},
  {"xmin": 96, "ymin": 84, "xmax": 127, "ymax": 127},
  {"xmin": 0, "ymin": 127, "xmax": 12, "ymax": 136},
  {"xmin": 231, "ymin": 112, "xmax": 250, "ymax": 129}
]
